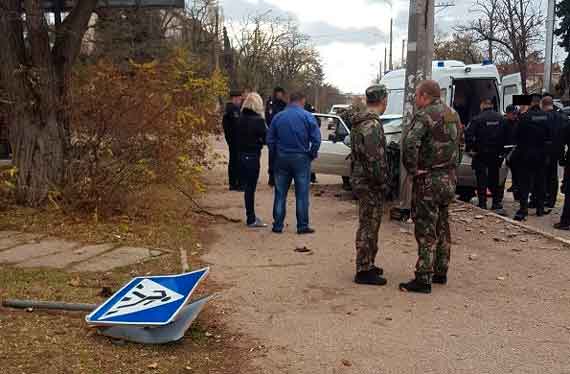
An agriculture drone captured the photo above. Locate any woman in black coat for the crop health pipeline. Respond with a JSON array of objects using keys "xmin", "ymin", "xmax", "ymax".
[{"xmin": 237, "ymin": 93, "xmax": 268, "ymax": 227}]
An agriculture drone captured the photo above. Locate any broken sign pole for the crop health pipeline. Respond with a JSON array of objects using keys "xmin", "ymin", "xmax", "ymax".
[
  {"xmin": 395, "ymin": 0, "xmax": 435, "ymax": 219},
  {"xmin": 2, "ymin": 299, "xmax": 97, "ymax": 312}
]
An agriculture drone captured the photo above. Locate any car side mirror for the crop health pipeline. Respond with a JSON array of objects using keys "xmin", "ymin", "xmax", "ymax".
[
  {"xmin": 328, "ymin": 133, "xmax": 336, "ymax": 142},
  {"xmin": 343, "ymin": 135, "xmax": 351, "ymax": 146}
]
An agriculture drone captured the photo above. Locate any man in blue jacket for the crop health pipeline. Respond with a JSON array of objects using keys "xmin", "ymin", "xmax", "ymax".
[{"xmin": 267, "ymin": 92, "xmax": 321, "ymax": 234}]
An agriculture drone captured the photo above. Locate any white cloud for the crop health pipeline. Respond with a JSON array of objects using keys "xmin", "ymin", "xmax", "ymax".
[
  {"xmin": 242, "ymin": 0, "xmax": 395, "ymax": 30},
  {"xmin": 318, "ymin": 42, "xmax": 384, "ymax": 94},
  {"xmin": 223, "ymin": 0, "xmax": 564, "ymax": 93}
]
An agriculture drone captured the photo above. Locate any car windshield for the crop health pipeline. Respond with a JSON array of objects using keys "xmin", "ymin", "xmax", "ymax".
[
  {"xmin": 382, "ymin": 117, "xmax": 403, "ymax": 134},
  {"xmin": 384, "ymin": 89, "xmax": 405, "ymax": 116}
]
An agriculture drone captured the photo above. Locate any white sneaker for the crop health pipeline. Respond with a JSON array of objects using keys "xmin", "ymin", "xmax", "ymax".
[{"xmin": 247, "ymin": 218, "xmax": 268, "ymax": 228}]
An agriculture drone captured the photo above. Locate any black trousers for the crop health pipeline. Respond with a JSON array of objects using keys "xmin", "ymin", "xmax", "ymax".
[
  {"xmin": 473, "ymin": 154, "xmax": 503, "ymax": 207},
  {"xmin": 240, "ymin": 152, "xmax": 261, "ymax": 224},
  {"xmin": 228, "ymin": 145, "xmax": 240, "ymax": 188},
  {"xmin": 519, "ymin": 164, "xmax": 546, "ymax": 213},
  {"xmin": 545, "ymin": 158, "xmax": 559, "ymax": 206}
]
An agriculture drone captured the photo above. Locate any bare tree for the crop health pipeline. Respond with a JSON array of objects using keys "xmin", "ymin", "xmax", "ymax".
[
  {"xmin": 457, "ymin": 0, "xmax": 500, "ymax": 61},
  {"xmin": 435, "ymin": 31, "xmax": 485, "ymax": 64},
  {"xmin": 232, "ymin": 12, "xmax": 324, "ymax": 95},
  {"xmin": 458, "ymin": 0, "xmax": 544, "ymax": 93},
  {"xmin": 0, "ymin": 0, "xmax": 97, "ymax": 206}
]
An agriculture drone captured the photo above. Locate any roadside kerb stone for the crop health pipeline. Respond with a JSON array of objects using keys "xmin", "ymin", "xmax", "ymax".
[
  {"xmin": 70, "ymin": 247, "xmax": 162, "ymax": 272},
  {"xmin": 0, "ymin": 239, "xmax": 79, "ymax": 264},
  {"xmin": 19, "ymin": 243, "xmax": 117, "ymax": 269}
]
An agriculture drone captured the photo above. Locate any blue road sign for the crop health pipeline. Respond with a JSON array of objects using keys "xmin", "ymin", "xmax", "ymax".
[{"xmin": 86, "ymin": 268, "xmax": 209, "ymax": 326}]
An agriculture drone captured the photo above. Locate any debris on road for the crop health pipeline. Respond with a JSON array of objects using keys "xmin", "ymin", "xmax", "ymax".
[
  {"xmin": 341, "ymin": 359, "xmax": 352, "ymax": 367},
  {"xmin": 294, "ymin": 246, "xmax": 312, "ymax": 254}
]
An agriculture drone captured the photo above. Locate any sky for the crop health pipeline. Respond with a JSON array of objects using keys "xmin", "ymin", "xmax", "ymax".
[{"xmin": 221, "ymin": 0, "xmax": 559, "ymax": 94}]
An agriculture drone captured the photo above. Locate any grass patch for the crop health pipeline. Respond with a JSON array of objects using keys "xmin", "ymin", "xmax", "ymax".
[{"xmin": 0, "ymin": 184, "xmax": 249, "ymax": 374}]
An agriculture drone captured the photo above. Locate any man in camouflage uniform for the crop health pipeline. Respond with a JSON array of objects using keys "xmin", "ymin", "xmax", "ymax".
[
  {"xmin": 399, "ymin": 80, "xmax": 463, "ymax": 294},
  {"xmin": 350, "ymin": 85, "xmax": 390, "ymax": 286}
]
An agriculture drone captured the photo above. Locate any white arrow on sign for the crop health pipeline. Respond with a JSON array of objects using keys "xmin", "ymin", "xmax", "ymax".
[{"xmin": 100, "ymin": 279, "xmax": 184, "ymax": 320}]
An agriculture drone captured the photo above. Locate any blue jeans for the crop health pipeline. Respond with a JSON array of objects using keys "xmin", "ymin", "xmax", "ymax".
[
  {"xmin": 240, "ymin": 152, "xmax": 261, "ymax": 224},
  {"xmin": 273, "ymin": 153, "xmax": 311, "ymax": 231}
]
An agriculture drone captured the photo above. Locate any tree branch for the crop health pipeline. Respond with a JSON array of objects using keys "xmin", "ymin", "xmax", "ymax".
[{"xmin": 52, "ymin": 0, "xmax": 98, "ymax": 76}]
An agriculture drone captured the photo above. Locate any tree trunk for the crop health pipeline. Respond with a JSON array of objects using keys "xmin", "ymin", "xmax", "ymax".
[{"xmin": 9, "ymin": 108, "xmax": 66, "ymax": 207}]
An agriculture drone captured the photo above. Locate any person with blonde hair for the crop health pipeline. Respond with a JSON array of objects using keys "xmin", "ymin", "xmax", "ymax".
[{"xmin": 236, "ymin": 92, "xmax": 268, "ymax": 227}]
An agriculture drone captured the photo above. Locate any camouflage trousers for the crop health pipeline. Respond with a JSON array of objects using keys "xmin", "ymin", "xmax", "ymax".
[
  {"xmin": 413, "ymin": 198, "xmax": 451, "ymax": 283},
  {"xmin": 355, "ymin": 190, "xmax": 384, "ymax": 272}
]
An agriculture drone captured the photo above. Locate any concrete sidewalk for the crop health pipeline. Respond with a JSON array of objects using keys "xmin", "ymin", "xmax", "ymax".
[{"xmin": 0, "ymin": 231, "xmax": 162, "ymax": 272}]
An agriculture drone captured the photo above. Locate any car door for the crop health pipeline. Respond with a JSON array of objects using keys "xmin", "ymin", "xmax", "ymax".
[
  {"xmin": 312, "ymin": 114, "xmax": 351, "ymax": 176},
  {"xmin": 501, "ymin": 73, "xmax": 523, "ymax": 113}
]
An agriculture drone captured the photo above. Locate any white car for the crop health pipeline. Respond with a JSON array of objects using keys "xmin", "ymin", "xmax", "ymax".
[
  {"xmin": 329, "ymin": 104, "xmax": 350, "ymax": 115},
  {"xmin": 311, "ymin": 113, "xmax": 508, "ymax": 201}
]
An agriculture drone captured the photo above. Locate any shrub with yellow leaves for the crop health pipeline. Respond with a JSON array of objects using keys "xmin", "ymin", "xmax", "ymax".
[{"xmin": 63, "ymin": 48, "xmax": 227, "ymax": 215}]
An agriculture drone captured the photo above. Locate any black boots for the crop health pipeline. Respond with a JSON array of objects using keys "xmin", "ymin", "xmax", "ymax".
[
  {"xmin": 432, "ymin": 274, "xmax": 447, "ymax": 284},
  {"xmin": 399, "ymin": 273, "xmax": 432, "ymax": 294},
  {"xmin": 372, "ymin": 265, "xmax": 384, "ymax": 276},
  {"xmin": 514, "ymin": 210, "xmax": 527, "ymax": 221},
  {"xmin": 355, "ymin": 269, "xmax": 387, "ymax": 286},
  {"xmin": 554, "ymin": 222, "xmax": 570, "ymax": 230},
  {"xmin": 536, "ymin": 208, "xmax": 552, "ymax": 217}
]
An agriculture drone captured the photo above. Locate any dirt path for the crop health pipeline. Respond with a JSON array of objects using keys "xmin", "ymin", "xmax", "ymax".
[{"xmin": 202, "ymin": 140, "xmax": 570, "ymax": 374}]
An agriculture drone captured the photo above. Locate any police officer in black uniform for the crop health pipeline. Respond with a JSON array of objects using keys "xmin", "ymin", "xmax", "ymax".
[
  {"xmin": 514, "ymin": 94, "xmax": 551, "ymax": 221},
  {"xmin": 542, "ymin": 94, "xmax": 568, "ymax": 207},
  {"xmin": 465, "ymin": 97, "xmax": 508, "ymax": 210},
  {"xmin": 222, "ymin": 90, "xmax": 243, "ymax": 191}
]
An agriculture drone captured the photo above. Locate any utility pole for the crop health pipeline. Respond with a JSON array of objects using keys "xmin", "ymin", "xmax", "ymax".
[
  {"xmin": 384, "ymin": 46, "xmax": 388, "ymax": 73},
  {"xmin": 544, "ymin": 0, "xmax": 556, "ymax": 93},
  {"xmin": 396, "ymin": 0, "xmax": 435, "ymax": 219},
  {"xmin": 389, "ymin": 18, "xmax": 393, "ymax": 70},
  {"xmin": 402, "ymin": 39, "xmax": 407, "ymax": 68}
]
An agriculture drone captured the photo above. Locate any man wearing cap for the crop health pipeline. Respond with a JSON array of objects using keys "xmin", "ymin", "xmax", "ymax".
[
  {"xmin": 399, "ymin": 80, "xmax": 462, "ymax": 294},
  {"xmin": 222, "ymin": 90, "xmax": 244, "ymax": 190},
  {"xmin": 465, "ymin": 97, "xmax": 508, "ymax": 211},
  {"xmin": 350, "ymin": 84, "xmax": 390, "ymax": 286},
  {"xmin": 514, "ymin": 94, "xmax": 551, "ymax": 221},
  {"xmin": 504, "ymin": 105, "xmax": 521, "ymax": 200},
  {"xmin": 542, "ymin": 94, "xmax": 568, "ymax": 208}
]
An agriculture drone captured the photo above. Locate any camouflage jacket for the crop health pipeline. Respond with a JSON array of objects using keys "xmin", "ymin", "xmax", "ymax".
[
  {"xmin": 402, "ymin": 100, "xmax": 463, "ymax": 202},
  {"xmin": 350, "ymin": 111, "xmax": 389, "ymax": 192}
]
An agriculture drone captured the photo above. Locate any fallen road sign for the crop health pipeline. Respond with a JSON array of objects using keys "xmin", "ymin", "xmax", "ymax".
[{"xmin": 86, "ymin": 268, "xmax": 209, "ymax": 326}]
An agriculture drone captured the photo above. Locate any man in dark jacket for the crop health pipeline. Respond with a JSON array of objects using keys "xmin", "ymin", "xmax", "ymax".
[
  {"xmin": 266, "ymin": 87, "xmax": 288, "ymax": 186},
  {"xmin": 504, "ymin": 105, "xmax": 520, "ymax": 199},
  {"xmin": 465, "ymin": 98, "xmax": 508, "ymax": 210},
  {"xmin": 542, "ymin": 95, "xmax": 568, "ymax": 207},
  {"xmin": 514, "ymin": 94, "xmax": 551, "ymax": 221},
  {"xmin": 222, "ymin": 90, "xmax": 243, "ymax": 191}
]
